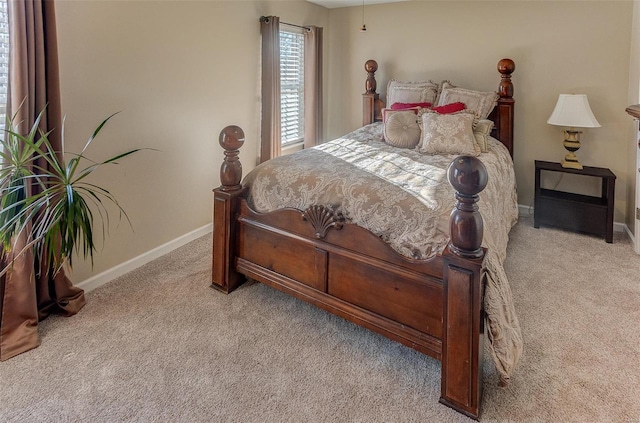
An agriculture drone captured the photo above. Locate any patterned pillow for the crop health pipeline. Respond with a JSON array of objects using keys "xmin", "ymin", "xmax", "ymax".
[
  {"xmin": 437, "ymin": 81, "xmax": 499, "ymax": 119},
  {"xmin": 387, "ymin": 79, "xmax": 438, "ymax": 109},
  {"xmin": 383, "ymin": 110, "xmax": 421, "ymax": 149},
  {"xmin": 473, "ymin": 119, "xmax": 494, "ymax": 153},
  {"xmin": 417, "ymin": 112, "xmax": 480, "ymax": 156}
]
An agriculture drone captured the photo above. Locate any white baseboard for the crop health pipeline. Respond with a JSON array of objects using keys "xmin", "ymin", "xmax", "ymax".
[
  {"xmin": 75, "ymin": 206, "xmax": 635, "ymax": 293},
  {"xmin": 518, "ymin": 204, "xmax": 534, "ymax": 218},
  {"xmin": 76, "ymin": 223, "xmax": 213, "ymax": 293},
  {"xmin": 624, "ymin": 224, "xmax": 636, "ymax": 247},
  {"xmin": 614, "ymin": 222, "xmax": 629, "ymax": 234},
  {"xmin": 518, "ymin": 204, "xmax": 627, "ymax": 234}
]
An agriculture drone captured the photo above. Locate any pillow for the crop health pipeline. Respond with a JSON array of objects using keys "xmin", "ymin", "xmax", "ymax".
[
  {"xmin": 429, "ymin": 102, "xmax": 466, "ymax": 114},
  {"xmin": 391, "ymin": 102, "xmax": 432, "ymax": 110},
  {"xmin": 416, "ymin": 112, "xmax": 480, "ymax": 156},
  {"xmin": 437, "ymin": 81, "xmax": 499, "ymax": 119},
  {"xmin": 387, "ymin": 79, "xmax": 438, "ymax": 109},
  {"xmin": 382, "ymin": 106, "xmax": 419, "ymax": 123},
  {"xmin": 382, "ymin": 109, "xmax": 421, "ymax": 149},
  {"xmin": 434, "ymin": 80, "xmax": 451, "ymax": 105},
  {"xmin": 473, "ymin": 119, "xmax": 494, "ymax": 153}
]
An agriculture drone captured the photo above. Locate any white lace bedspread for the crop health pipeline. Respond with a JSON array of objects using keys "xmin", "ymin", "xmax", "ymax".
[{"xmin": 243, "ymin": 122, "xmax": 522, "ymax": 384}]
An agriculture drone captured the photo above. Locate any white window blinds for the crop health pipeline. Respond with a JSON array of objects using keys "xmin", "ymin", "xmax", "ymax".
[
  {"xmin": 280, "ymin": 29, "xmax": 304, "ymax": 145},
  {"xmin": 0, "ymin": 0, "xmax": 8, "ymax": 128}
]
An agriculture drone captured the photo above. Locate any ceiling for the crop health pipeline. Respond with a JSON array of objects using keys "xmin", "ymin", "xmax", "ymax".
[{"xmin": 306, "ymin": 0, "xmax": 410, "ymax": 9}]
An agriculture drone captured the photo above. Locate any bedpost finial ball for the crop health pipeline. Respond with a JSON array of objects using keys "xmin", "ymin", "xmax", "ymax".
[
  {"xmin": 365, "ymin": 59, "xmax": 378, "ymax": 73},
  {"xmin": 219, "ymin": 125, "xmax": 245, "ymax": 151},
  {"xmin": 497, "ymin": 58, "xmax": 515, "ymax": 75},
  {"xmin": 447, "ymin": 156, "xmax": 488, "ymax": 196}
]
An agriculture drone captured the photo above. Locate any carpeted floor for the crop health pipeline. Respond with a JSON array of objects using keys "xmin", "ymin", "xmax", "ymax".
[{"xmin": 0, "ymin": 217, "xmax": 639, "ymax": 422}]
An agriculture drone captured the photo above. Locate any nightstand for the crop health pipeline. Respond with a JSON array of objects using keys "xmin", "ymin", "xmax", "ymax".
[{"xmin": 534, "ymin": 160, "xmax": 616, "ymax": 243}]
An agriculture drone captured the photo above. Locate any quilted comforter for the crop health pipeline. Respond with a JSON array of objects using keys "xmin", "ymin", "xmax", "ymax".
[{"xmin": 243, "ymin": 122, "xmax": 522, "ymax": 384}]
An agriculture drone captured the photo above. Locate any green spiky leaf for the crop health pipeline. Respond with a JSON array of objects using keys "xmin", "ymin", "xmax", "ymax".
[{"xmin": 0, "ymin": 107, "xmax": 146, "ymax": 278}]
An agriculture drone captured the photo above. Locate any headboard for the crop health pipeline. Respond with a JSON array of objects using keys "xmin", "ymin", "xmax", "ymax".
[{"xmin": 362, "ymin": 59, "xmax": 516, "ymax": 158}]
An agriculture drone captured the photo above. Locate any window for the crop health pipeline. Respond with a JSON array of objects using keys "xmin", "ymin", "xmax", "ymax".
[
  {"xmin": 0, "ymin": 0, "xmax": 8, "ymax": 136},
  {"xmin": 280, "ymin": 29, "xmax": 304, "ymax": 146}
]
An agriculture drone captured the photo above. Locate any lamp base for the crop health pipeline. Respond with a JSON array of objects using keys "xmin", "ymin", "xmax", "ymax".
[
  {"xmin": 561, "ymin": 129, "xmax": 583, "ymax": 170},
  {"xmin": 561, "ymin": 158, "xmax": 583, "ymax": 170}
]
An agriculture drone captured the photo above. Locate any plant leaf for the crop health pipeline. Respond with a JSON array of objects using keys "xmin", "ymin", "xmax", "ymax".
[{"xmin": 1, "ymin": 108, "xmax": 145, "ymax": 276}]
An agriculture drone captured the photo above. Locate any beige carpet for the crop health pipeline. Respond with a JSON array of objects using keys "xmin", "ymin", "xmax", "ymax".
[{"xmin": 1, "ymin": 217, "xmax": 639, "ymax": 422}]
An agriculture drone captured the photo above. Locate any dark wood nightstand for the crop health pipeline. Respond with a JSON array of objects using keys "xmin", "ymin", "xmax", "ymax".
[{"xmin": 534, "ymin": 160, "xmax": 616, "ymax": 243}]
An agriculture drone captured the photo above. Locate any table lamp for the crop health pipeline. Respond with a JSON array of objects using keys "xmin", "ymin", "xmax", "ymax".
[{"xmin": 547, "ymin": 94, "xmax": 601, "ymax": 170}]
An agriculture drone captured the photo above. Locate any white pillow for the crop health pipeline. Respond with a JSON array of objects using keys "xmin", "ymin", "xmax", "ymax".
[
  {"xmin": 437, "ymin": 82, "xmax": 499, "ymax": 120},
  {"xmin": 387, "ymin": 79, "xmax": 438, "ymax": 109}
]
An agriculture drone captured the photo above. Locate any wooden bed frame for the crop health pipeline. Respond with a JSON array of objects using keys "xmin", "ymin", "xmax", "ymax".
[{"xmin": 212, "ymin": 58, "xmax": 515, "ymax": 420}]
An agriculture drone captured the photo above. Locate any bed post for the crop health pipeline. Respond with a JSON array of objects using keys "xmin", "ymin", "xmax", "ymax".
[
  {"xmin": 362, "ymin": 59, "xmax": 384, "ymax": 125},
  {"xmin": 439, "ymin": 156, "xmax": 488, "ymax": 420},
  {"xmin": 494, "ymin": 58, "xmax": 515, "ymax": 157},
  {"xmin": 212, "ymin": 125, "xmax": 247, "ymax": 294}
]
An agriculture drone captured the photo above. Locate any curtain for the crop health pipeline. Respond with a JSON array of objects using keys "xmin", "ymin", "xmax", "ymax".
[
  {"xmin": 0, "ymin": 0, "xmax": 85, "ymax": 361},
  {"xmin": 304, "ymin": 26, "xmax": 323, "ymax": 148},
  {"xmin": 260, "ymin": 16, "xmax": 281, "ymax": 164}
]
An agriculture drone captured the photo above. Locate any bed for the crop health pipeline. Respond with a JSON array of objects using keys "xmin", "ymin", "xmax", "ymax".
[{"xmin": 212, "ymin": 59, "xmax": 520, "ymax": 420}]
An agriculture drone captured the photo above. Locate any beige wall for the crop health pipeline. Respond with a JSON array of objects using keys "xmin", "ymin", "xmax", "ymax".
[
  {"xmin": 55, "ymin": 0, "xmax": 329, "ymax": 283},
  {"xmin": 55, "ymin": 0, "xmax": 635, "ymax": 282},
  {"xmin": 327, "ymin": 1, "xmax": 633, "ymax": 222},
  {"xmin": 628, "ymin": 0, "xmax": 640, "ymax": 239}
]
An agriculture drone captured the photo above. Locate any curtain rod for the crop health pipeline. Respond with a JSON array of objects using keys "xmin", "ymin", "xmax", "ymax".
[{"xmin": 260, "ymin": 16, "xmax": 311, "ymax": 31}]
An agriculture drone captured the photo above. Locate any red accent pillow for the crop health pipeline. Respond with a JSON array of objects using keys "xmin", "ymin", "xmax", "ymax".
[
  {"xmin": 391, "ymin": 102, "xmax": 432, "ymax": 110},
  {"xmin": 430, "ymin": 102, "xmax": 466, "ymax": 114}
]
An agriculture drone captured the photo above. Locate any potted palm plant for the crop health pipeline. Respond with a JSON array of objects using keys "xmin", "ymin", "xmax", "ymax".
[{"xmin": 0, "ymin": 108, "xmax": 141, "ymax": 277}]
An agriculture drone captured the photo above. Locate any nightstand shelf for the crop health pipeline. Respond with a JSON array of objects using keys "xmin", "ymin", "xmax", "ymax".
[{"xmin": 534, "ymin": 160, "xmax": 616, "ymax": 243}]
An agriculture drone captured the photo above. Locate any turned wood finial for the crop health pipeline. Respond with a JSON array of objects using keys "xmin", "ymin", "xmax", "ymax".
[
  {"xmin": 218, "ymin": 125, "xmax": 245, "ymax": 192},
  {"xmin": 365, "ymin": 59, "xmax": 378, "ymax": 94},
  {"xmin": 497, "ymin": 58, "xmax": 515, "ymax": 99},
  {"xmin": 447, "ymin": 156, "xmax": 488, "ymax": 258}
]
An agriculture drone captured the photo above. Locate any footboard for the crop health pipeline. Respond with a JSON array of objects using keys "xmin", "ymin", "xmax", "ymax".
[{"xmin": 211, "ymin": 126, "xmax": 489, "ymax": 419}]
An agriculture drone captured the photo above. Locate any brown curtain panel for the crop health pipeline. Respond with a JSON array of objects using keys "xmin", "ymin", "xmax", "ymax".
[
  {"xmin": 0, "ymin": 0, "xmax": 85, "ymax": 362},
  {"xmin": 304, "ymin": 26, "xmax": 323, "ymax": 148},
  {"xmin": 260, "ymin": 16, "xmax": 281, "ymax": 164}
]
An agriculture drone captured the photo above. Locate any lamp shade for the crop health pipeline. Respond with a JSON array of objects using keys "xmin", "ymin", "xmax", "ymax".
[{"xmin": 547, "ymin": 94, "xmax": 601, "ymax": 128}]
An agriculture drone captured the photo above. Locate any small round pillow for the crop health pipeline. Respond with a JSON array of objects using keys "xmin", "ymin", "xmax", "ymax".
[{"xmin": 383, "ymin": 111, "xmax": 421, "ymax": 149}]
